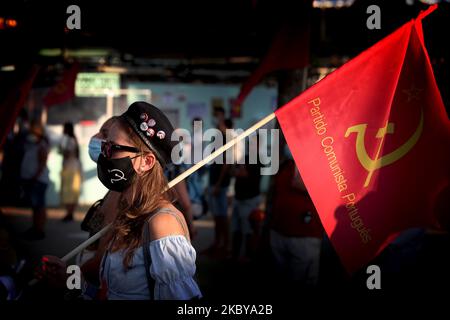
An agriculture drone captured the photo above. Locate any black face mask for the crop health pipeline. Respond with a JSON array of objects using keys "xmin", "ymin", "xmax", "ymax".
[{"xmin": 97, "ymin": 154, "xmax": 137, "ymax": 192}]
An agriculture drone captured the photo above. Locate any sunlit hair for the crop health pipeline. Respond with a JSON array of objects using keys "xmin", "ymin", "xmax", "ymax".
[
  {"xmin": 98, "ymin": 116, "xmax": 118, "ymax": 140},
  {"xmin": 110, "ymin": 116, "xmax": 176, "ymax": 268}
]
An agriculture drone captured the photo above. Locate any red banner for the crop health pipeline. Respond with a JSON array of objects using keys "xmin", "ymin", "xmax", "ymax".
[
  {"xmin": 43, "ymin": 61, "xmax": 79, "ymax": 107},
  {"xmin": 0, "ymin": 65, "xmax": 40, "ymax": 149},
  {"xmin": 275, "ymin": 5, "xmax": 450, "ymax": 273},
  {"xmin": 234, "ymin": 18, "xmax": 310, "ymax": 108}
]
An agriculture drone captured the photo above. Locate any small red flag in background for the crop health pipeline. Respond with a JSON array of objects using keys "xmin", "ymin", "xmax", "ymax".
[
  {"xmin": 42, "ymin": 61, "xmax": 79, "ymax": 107},
  {"xmin": 0, "ymin": 65, "xmax": 40, "ymax": 149},
  {"xmin": 275, "ymin": 5, "xmax": 450, "ymax": 273},
  {"xmin": 234, "ymin": 20, "xmax": 310, "ymax": 107}
]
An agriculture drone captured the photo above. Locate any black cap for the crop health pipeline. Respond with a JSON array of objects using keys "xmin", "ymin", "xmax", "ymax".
[{"xmin": 120, "ymin": 101, "xmax": 176, "ymax": 166}]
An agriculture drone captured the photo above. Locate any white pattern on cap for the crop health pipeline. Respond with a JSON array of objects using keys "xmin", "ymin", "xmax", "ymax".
[
  {"xmin": 146, "ymin": 128, "xmax": 155, "ymax": 137},
  {"xmin": 140, "ymin": 122, "xmax": 149, "ymax": 131},
  {"xmin": 156, "ymin": 130, "xmax": 165, "ymax": 139},
  {"xmin": 140, "ymin": 113, "xmax": 148, "ymax": 121},
  {"xmin": 148, "ymin": 118, "xmax": 156, "ymax": 127}
]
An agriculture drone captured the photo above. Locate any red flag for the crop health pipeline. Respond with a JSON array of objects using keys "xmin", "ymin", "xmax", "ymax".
[
  {"xmin": 275, "ymin": 5, "xmax": 450, "ymax": 273},
  {"xmin": 0, "ymin": 65, "xmax": 40, "ymax": 149},
  {"xmin": 234, "ymin": 19, "xmax": 310, "ymax": 107},
  {"xmin": 42, "ymin": 61, "xmax": 79, "ymax": 107}
]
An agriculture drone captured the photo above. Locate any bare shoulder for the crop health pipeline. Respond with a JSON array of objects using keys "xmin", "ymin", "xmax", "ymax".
[{"xmin": 147, "ymin": 204, "xmax": 187, "ymax": 241}]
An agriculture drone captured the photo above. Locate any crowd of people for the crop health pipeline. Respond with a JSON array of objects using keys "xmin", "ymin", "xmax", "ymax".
[{"xmin": 0, "ymin": 102, "xmax": 443, "ymax": 301}]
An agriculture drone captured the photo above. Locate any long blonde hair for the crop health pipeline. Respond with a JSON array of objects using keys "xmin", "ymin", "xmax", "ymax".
[{"xmin": 110, "ymin": 116, "xmax": 176, "ymax": 268}]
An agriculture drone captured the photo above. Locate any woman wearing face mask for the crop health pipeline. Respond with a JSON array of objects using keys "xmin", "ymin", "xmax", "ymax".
[{"xmin": 41, "ymin": 102, "xmax": 202, "ymax": 300}]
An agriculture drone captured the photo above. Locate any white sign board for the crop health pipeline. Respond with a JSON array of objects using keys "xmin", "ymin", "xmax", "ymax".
[{"xmin": 75, "ymin": 73, "xmax": 120, "ymax": 97}]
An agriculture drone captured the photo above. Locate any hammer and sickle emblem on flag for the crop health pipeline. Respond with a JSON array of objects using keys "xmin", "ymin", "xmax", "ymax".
[{"xmin": 345, "ymin": 109, "xmax": 423, "ymax": 187}]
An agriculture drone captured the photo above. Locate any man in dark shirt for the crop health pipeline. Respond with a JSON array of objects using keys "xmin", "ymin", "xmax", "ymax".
[
  {"xmin": 268, "ymin": 145, "xmax": 323, "ymax": 288},
  {"xmin": 231, "ymin": 152, "xmax": 262, "ymax": 261},
  {"xmin": 206, "ymin": 108, "xmax": 231, "ymax": 256}
]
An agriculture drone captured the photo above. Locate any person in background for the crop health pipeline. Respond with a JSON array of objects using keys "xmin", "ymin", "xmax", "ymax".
[
  {"xmin": 231, "ymin": 136, "xmax": 262, "ymax": 262},
  {"xmin": 268, "ymin": 144, "xmax": 323, "ymax": 289},
  {"xmin": 223, "ymin": 118, "xmax": 237, "ymax": 210},
  {"xmin": 0, "ymin": 109, "xmax": 29, "ymax": 206},
  {"xmin": 165, "ymin": 120, "xmax": 200, "ymax": 240},
  {"xmin": 185, "ymin": 117, "xmax": 207, "ymax": 220},
  {"xmin": 36, "ymin": 117, "xmax": 121, "ymax": 298},
  {"xmin": 20, "ymin": 120, "xmax": 50, "ymax": 241},
  {"xmin": 59, "ymin": 122, "xmax": 82, "ymax": 222},
  {"xmin": 206, "ymin": 107, "xmax": 231, "ymax": 257},
  {"xmin": 77, "ymin": 117, "xmax": 120, "ymax": 290},
  {"xmin": 165, "ymin": 163, "xmax": 197, "ymax": 240}
]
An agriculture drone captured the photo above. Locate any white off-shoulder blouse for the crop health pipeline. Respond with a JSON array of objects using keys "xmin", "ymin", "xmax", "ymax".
[{"xmin": 101, "ymin": 234, "xmax": 202, "ymax": 300}]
